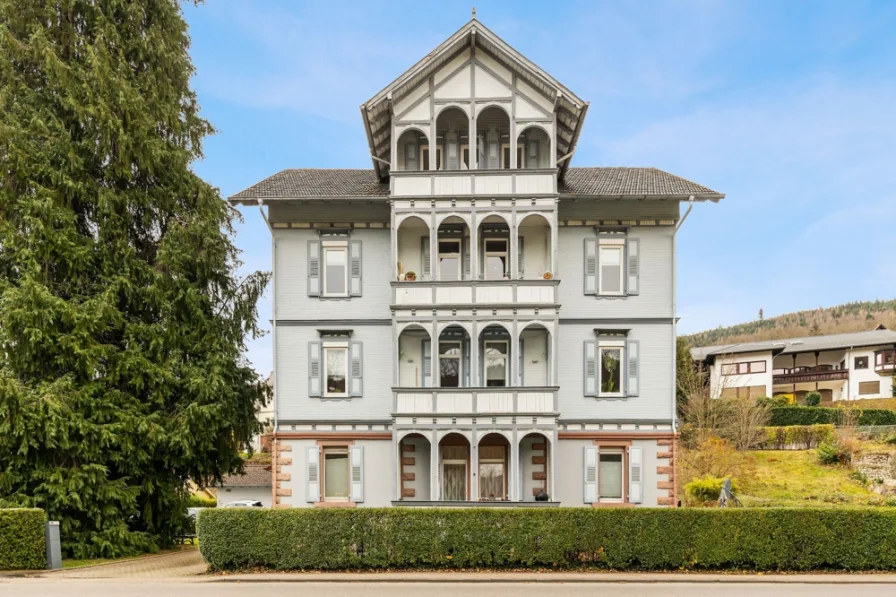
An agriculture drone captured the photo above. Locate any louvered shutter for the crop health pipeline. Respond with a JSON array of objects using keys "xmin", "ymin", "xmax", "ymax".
[
  {"xmin": 405, "ymin": 143, "xmax": 418, "ymax": 171},
  {"xmin": 462, "ymin": 237, "xmax": 471, "ymax": 280},
  {"xmin": 517, "ymin": 236, "xmax": 524, "ymax": 279},
  {"xmin": 463, "ymin": 338, "xmax": 471, "ymax": 387},
  {"xmin": 422, "ymin": 339, "xmax": 432, "ymax": 387},
  {"xmin": 477, "ymin": 134, "xmax": 486, "ymax": 169},
  {"xmin": 518, "ymin": 339, "xmax": 525, "ymax": 386},
  {"xmin": 308, "ymin": 341, "xmax": 321, "ymax": 397},
  {"xmin": 446, "ymin": 131, "xmax": 459, "ymax": 170},
  {"xmin": 350, "ymin": 240, "xmax": 362, "ymax": 296},
  {"xmin": 308, "ymin": 240, "xmax": 321, "ymax": 297},
  {"xmin": 350, "ymin": 341, "xmax": 363, "ymax": 397},
  {"xmin": 487, "ymin": 130, "xmax": 499, "ymax": 169},
  {"xmin": 306, "ymin": 446, "xmax": 320, "ymax": 503},
  {"xmin": 421, "ymin": 236, "xmax": 431, "ymax": 280},
  {"xmin": 583, "ymin": 238, "xmax": 597, "ymax": 295},
  {"xmin": 583, "ymin": 446, "xmax": 598, "ymax": 504},
  {"xmin": 628, "ymin": 447, "xmax": 643, "ymax": 504},
  {"xmin": 583, "ymin": 340, "xmax": 597, "ymax": 397},
  {"xmin": 626, "ymin": 340, "xmax": 640, "ymax": 397},
  {"xmin": 627, "ymin": 238, "xmax": 640, "ymax": 295},
  {"xmin": 350, "ymin": 446, "xmax": 364, "ymax": 503},
  {"xmin": 528, "ymin": 139, "xmax": 539, "ymax": 168}
]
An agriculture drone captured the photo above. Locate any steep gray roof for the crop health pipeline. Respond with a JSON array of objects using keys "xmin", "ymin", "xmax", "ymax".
[
  {"xmin": 691, "ymin": 329, "xmax": 896, "ymax": 361},
  {"xmin": 219, "ymin": 464, "xmax": 272, "ymax": 488},
  {"xmin": 229, "ymin": 167, "xmax": 723, "ymax": 203}
]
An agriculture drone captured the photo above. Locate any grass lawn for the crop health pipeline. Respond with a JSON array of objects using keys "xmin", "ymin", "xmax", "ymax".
[
  {"xmin": 738, "ymin": 450, "xmax": 889, "ymax": 507},
  {"xmin": 62, "ymin": 544, "xmax": 198, "ymax": 569}
]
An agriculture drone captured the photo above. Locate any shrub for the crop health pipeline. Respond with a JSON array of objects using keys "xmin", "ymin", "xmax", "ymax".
[
  {"xmin": 0, "ymin": 509, "xmax": 46, "ymax": 570},
  {"xmin": 768, "ymin": 407, "xmax": 896, "ymax": 427},
  {"xmin": 817, "ymin": 435, "xmax": 858, "ymax": 465},
  {"xmin": 759, "ymin": 425, "xmax": 835, "ymax": 449},
  {"xmin": 684, "ymin": 475, "xmax": 737, "ymax": 505},
  {"xmin": 188, "ymin": 496, "xmax": 217, "ymax": 508},
  {"xmin": 805, "ymin": 392, "xmax": 822, "ymax": 407},
  {"xmin": 199, "ymin": 508, "xmax": 896, "ymax": 571}
]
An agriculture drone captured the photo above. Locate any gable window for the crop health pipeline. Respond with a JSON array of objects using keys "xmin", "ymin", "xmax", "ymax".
[
  {"xmin": 484, "ymin": 341, "xmax": 509, "ymax": 387},
  {"xmin": 439, "ymin": 341, "xmax": 462, "ymax": 387},
  {"xmin": 854, "ymin": 356, "xmax": 869, "ymax": 370},
  {"xmin": 324, "ymin": 343, "xmax": 349, "ymax": 397},
  {"xmin": 584, "ymin": 235, "xmax": 640, "ymax": 297},
  {"xmin": 323, "ymin": 244, "xmax": 348, "ymax": 297}
]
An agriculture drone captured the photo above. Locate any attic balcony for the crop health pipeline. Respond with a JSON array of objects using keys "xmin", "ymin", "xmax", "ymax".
[
  {"xmin": 772, "ymin": 365, "xmax": 849, "ymax": 385},
  {"xmin": 390, "ymin": 168, "xmax": 557, "ymax": 197},
  {"xmin": 394, "ymin": 387, "xmax": 558, "ymax": 417}
]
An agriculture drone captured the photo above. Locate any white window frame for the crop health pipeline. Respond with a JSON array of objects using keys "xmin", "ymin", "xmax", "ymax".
[
  {"xmin": 484, "ymin": 340, "xmax": 509, "ymax": 387},
  {"xmin": 321, "ymin": 241, "xmax": 349, "ymax": 297},
  {"xmin": 597, "ymin": 447, "xmax": 625, "ymax": 503},
  {"xmin": 321, "ymin": 446, "xmax": 350, "ymax": 502},
  {"xmin": 438, "ymin": 340, "xmax": 463, "ymax": 388},
  {"xmin": 598, "ymin": 239, "xmax": 625, "ymax": 296},
  {"xmin": 323, "ymin": 342, "xmax": 349, "ymax": 398},
  {"xmin": 598, "ymin": 341, "xmax": 625, "ymax": 397},
  {"xmin": 483, "ymin": 237, "xmax": 509, "ymax": 280},
  {"xmin": 438, "ymin": 238, "xmax": 462, "ymax": 281}
]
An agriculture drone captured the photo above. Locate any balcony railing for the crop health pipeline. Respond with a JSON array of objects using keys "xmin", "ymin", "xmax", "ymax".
[
  {"xmin": 875, "ymin": 350, "xmax": 896, "ymax": 374},
  {"xmin": 390, "ymin": 169, "xmax": 557, "ymax": 197},
  {"xmin": 393, "ymin": 386, "xmax": 558, "ymax": 416},
  {"xmin": 392, "ymin": 279, "xmax": 558, "ymax": 308},
  {"xmin": 772, "ymin": 365, "xmax": 849, "ymax": 385}
]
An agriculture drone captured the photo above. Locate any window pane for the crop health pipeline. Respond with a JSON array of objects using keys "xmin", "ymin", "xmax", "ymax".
[
  {"xmin": 485, "ymin": 239, "xmax": 507, "ymax": 253},
  {"xmin": 443, "ymin": 463, "xmax": 466, "ymax": 501},
  {"xmin": 440, "ymin": 357, "xmax": 460, "ymax": 387},
  {"xmin": 440, "ymin": 257, "xmax": 459, "ymax": 281},
  {"xmin": 439, "ymin": 241, "xmax": 459, "ymax": 253},
  {"xmin": 600, "ymin": 247, "xmax": 622, "ymax": 293},
  {"xmin": 486, "ymin": 256, "xmax": 506, "ymax": 279},
  {"xmin": 324, "ymin": 452, "xmax": 349, "ymax": 498},
  {"xmin": 485, "ymin": 356, "xmax": 506, "ymax": 387},
  {"xmin": 479, "ymin": 463, "xmax": 505, "ymax": 500},
  {"xmin": 738, "ymin": 363, "xmax": 749, "ymax": 374},
  {"xmin": 722, "ymin": 364, "xmax": 737, "ymax": 375},
  {"xmin": 326, "ymin": 348, "xmax": 346, "ymax": 394},
  {"xmin": 751, "ymin": 361, "xmax": 766, "ymax": 373},
  {"xmin": 324, "ymin": 249, "xmax": 346, "ymax": 295},
  {"xmin": 439, "ymin": 342, "xmax": 461, "ymax": 356},
  {"xmin": 600, "ymin": 348, "xmax": 622, "ymax": 393},
  {"xmin": 598, "ymin": 453, "xmax": 623, "ymax": 499}
]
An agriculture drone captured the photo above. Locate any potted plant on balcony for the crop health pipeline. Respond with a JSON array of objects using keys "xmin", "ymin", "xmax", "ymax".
[
  {"xmin": 543, "ymin": 271, "xmax": 553, "ymax": 280},
  {"xmin": 406, "ymin": 271, "xmax": 417, "ymax": 281}
]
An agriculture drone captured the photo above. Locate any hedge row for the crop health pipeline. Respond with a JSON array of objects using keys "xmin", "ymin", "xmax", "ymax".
[
  {"xmin": 199, "ymin": 507, "xmax": 896, "ymax": 571},
  {"xmin": 0, "ymin": 509, "xmax": 46, "ymax": 570},
  {"xmin": 769, "ymin": 406, "xmax": 896, "ymax": 427},
  {"xmin": 759, "ymin": 424, "xmax": 836, "ymax": 449}
]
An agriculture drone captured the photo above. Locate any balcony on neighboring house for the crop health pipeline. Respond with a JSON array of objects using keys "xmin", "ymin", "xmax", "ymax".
[
  {"xmin": 772, "ymin": 364, "xmax": 849, "ymax": 385},
  {"xmin": 875, "ymin": 349, "xmax": 896, "ymax": 374}
]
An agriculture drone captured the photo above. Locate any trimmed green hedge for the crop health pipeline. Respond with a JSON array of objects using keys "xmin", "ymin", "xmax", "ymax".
[
  {"xmin": 769, "ymin": 406, "xmax": 896, "ymax": 427},
  {"xmin": 0, "ymin": 509, "xmax": 46, "ymax": 570},
  {"xmin": 199, "ymin": 508, "xmax": 896, "ymax": 571},
  {"xmin": 188, "ymin": 495, "xmax": 217, "ymax": 508}
]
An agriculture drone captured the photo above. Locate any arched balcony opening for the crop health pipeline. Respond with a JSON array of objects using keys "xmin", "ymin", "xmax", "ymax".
[
  {"xmin": 398, "ymin": 433, "xmax": 431, "ymax": 501},
  {"xmin": 515, "ymin": 125, "xmax": 551, "ymax": 169},
  {"xmin": 517, "ymin": 213, "xmax": 552, "ymax": 280},
  {"xmin": 477, "ymin": 214, "xmax": 511, "ymax": 280},
  {"xmin": 397, "ymin": 324, "xmax": 432, "ymax": 387},
  {"xmin": 480, "ymin": 324, "xmax": 513, "ymax": 387},
  {"xmin": 478, "ymin": 433, "xmax": 510, "ymax": 501},
  {"xmin": 435, "ymin": 107, "xmax": 470, "ymax": 170},
  {"xmin": 518, "ymin": 432, "xmax": 551, "ymax": 502},
  {"xmin": 439, "ymin": 433, "xmax": 471, "ymax": 501},
  {"xmin": 519, "ymin": 323, "xmax": 552, "ymax": 387},
  {"xmin": 436, "ymin": 216, "xmax": 471, "ymax": 281},
  {"xmin": 476, "ymin": 106, "xmax": 510, "ymax": 169},
  {"xmin": 396, "ymin": 128, "xmax": 430, "ymax": 172},
  {"xmin": 437, "ymin": 325, "xmax": 471, "ymax": 388},
  {"xmin": 396, "ymin": 215, "xmax": 429, "ymax": 281}
]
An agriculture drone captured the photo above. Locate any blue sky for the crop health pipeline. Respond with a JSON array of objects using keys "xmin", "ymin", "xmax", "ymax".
[{"xmin": 182, "ymin": 1, "xmax": 896, "ymax": 374}]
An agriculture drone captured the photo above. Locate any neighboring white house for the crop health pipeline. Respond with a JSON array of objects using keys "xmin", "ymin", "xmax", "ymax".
[
  {"xmin": 229, "ymin": 16, "xmax": 723, "ymax": 509},
  {"xmin": 691, "ymin": 328, "xmax": 896, "ymax": 402},
  {"xmin": 218, "ymin": 464, "xmax": 273, "ymax": 507}
]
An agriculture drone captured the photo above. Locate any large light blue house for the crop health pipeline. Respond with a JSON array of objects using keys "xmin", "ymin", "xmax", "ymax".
[{"xmin": 231, "ymin": 17, "xmax": 723, "ymax": 508}]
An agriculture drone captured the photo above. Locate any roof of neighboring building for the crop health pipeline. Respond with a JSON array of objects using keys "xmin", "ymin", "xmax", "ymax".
[
  {"xmin": 219, "ymin": 464, "xmax": 272, "ymax": 488},
  {"xmin": 690, "ymin": 328, "xmax": 896, "ymax": 361},
  {"xmin": 229, "ymin": 167, "xmax": 723, "ymax": 203}
]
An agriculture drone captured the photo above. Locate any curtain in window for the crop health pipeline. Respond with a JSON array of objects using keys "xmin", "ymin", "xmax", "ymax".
[
  {"xmin": 479, "ymin": 463, "xmax": 505, "ymax": 500},
  {"xmin": 442, "ymin": 464, "xmax": 466, "ymax": 501},
  {"xmin": 598, "ymin": 453, "xmax": 623, "ymax": 499},
  {"xmin": 324, "ymin": 453, "xmax": 349, "ymax": 498}
]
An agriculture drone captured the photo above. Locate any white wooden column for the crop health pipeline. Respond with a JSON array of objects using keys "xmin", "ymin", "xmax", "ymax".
[
  {"xmin": 550, "ymin": 209, "xmax": 559, "ymax": 278},
  {"xmin": 510, "ymin": 208, "xmax": 518, "ymax": 280},
  {"xmin": 471, "ymin": 320, "xmax": 480, "ymax": 387},
  {"xmin": 470, "ymin": 431, "xmax": 479, "ymax": 501},
  {"xmin": 430, "ymin": 431, "xmax": 439, "ymax": 500},
  {"xmin": 549, "ymin": 431, "xmax": 557, "ymax": 500},
  {"xmin": 429, "ymin": 216, "xmax": 438, "ymax": 281},
  {"xmin": 469, "ymin": 213, "xmax": 479, "ymax": 280},
  {"xmin": 510, "ymin": 430, "xmax": 520, "ymax": 501},
  {"xmin": 432, "ymin": 320, "xmax": 440, "ymax": 388},
  {"xmin": 510, "ymin": 320, "xmax": 519, "ymax": 388}
]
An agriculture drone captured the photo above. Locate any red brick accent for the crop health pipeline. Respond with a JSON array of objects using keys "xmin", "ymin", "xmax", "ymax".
[
  {"xmin": 658, "ymin": 497, "xmax": 675, "ymax": 506},
  {"xmin": 278, "ymin": 457, "xmax": 292, "ymax": 465},
  {"xmin": 532, "ymin": 471, "xmax": 547, "ymax": 481},
  {"xmin": 657, "ymin": 466, "xmax": 674, "ymax": 475},
  {"xmin": 402, "ymin": 488, "xmax": 416, "ymax": 498},
  {"xmin": 401, "ymin": 457, "xmax": 415, "ymax": 466},
  {"xmin": 276, "ymin": 488, "xmax": 292, "ymax": 497},
  {"xmin": 402, "ymin": 443, "xmax": 416, "ymax": 452},
  {"xmin": 279, "ymin": 444, "xmax": 293, "ymax": 452},
  {"xmin": 657, "ymin": 439, "xmax": 673, "ymax": 446},
  {"xmin": 532, "ymin": 456, "xmax": 546, "ymax": 465},
  {"xmin": 277, "ymin": 473, "xmax": 291, "ymax": 482},
  {"xmin": 273, "ymin": 503, "xmax": 291, "ymax": 509},
  {"xmin": 531, "ymin": 443, "xmax": 546, "ymax": 450},
  {"xmin": 402, "ymin": 472, "xmax": 415, "ymax": 481},
  {"xmin": 657, "ymin": 451, "xmax": 673, "ymax": 459},
  {"xmin": 657, "ymin": 480, "xmax": 674, "ymax": 490}
]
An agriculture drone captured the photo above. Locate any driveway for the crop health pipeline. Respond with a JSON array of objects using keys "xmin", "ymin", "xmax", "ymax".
[{"xmin": 46, "ymin": 548, "xmax": 206, "ymax": 580}]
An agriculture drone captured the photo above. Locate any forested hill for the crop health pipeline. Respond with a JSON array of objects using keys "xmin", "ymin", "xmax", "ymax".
[{"xmin": 684, "ymin": 300, "xmax": 896, "ymax": 347}]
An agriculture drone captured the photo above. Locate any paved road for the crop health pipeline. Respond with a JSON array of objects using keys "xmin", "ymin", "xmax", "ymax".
[{"xmin": 4, "ymin": 580, "xmax": 896, "ymax": 596}]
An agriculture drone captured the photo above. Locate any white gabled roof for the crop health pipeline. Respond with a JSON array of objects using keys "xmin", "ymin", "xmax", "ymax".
[{"xmin": 691, "ymin": 328, "xmax": 896, "ymax": 361}]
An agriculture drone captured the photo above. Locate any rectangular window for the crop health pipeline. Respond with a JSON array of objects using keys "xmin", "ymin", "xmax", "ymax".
[
  {"xmin": 598, "ymin": 450, "xmax": 624, "ymax": 501},
  {"xmin": 599, "ymin": 346, "xmax": 623, "ymax": 396},
  {"xmin": 438, "ymin": 239, "xmax": 461, "ymax": 281},
  {"xmin": 479, "ymin": 445, "xmax": 506, "ymax": 501},
  {"xmin": 484, "ymin": 238, "xmax": 508, "ymax": 280},
  {"xmin": 323, "ymin": 447, "xmax": 349, "ymax": 501},
  {"xmin": 855, "ymin": 356, "xmax": 869, "ymax": 369},
  {"xmin": 877, "ymin": 350, "xmax": 896, "ymax": 368},
  {"xmin": 722, "ymin": 361, "xmax": 766, "ymax": 375},
  {"xmin": 484, "ymin": 340, "xmax": 508, "ymax": 387},
  {"xmin": 859, "ymin": 381, "xmax": 881, "ymax": 395},
  {"xmin": 322, "ymin": 245, "xmax": 348, "ymax": 297},
  {"xmin": 721, "ymin": 385, "xmax": 766, "ymax": 399},
  {"xmin": 324, "ymin": 346, "xmax": 348, "ymax": 397},
  {"xmin": 598, "ymin": 243, "xmax": 624, "ymax": 295},
  {"xmin": 439, "ymin": 341, "xmax": 462, "ymax": 388},
  {"xmin": 421, "ymin": 146, "xmax": 430, "ymax": 171}
]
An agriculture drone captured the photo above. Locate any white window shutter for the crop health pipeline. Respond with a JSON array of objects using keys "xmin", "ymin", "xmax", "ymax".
[
  {"xmin": 405, "ymin": 143, "xmax": 418, "ymax": 171},
  {"xmin": 350, "ymin": 446, "xmax": 364, "ymax": 503},
  {"xmin": 518, "ymin": 339, "xmax": 525, "ymax": 386},
  {"xmin": 627, "ymin": 340, "xmax": 640, "ymax": 397},
  {"xmin": 307, "ymin": 240, "xmax": 320, "ymax": 297},
  {"xmin": 422, "ymin": 339, "xmax": 432, "ymax": 387},
  {"xmin": 583, "ymin": 238, "xmax": 597, "ymax": 295},
  {"xmin": 517, "ymin": 236, "xmax": 524, "ymax": 279},
  {"xmin": 350, "ymin": 240, "xmax": 362, "ymax": 296},
  {"xmin": 306, "ymin": 446, "xmax": 320, "ymax": 503},
  {"xmin": 421, "ymin": 236, "xmax": 430, "ymax": 280},
  {"xmin": 350, "ymin": 341, "xmax": 363, "ymax": 397},
  {"xmin": 528, "ymin": 139, "xmax": 539, "ymax": 168},
  {"xmin": 583, "ymin": 446, "xmax": 597, "ymax": 504},
  {"xmin": 462, "ymin": 237, "xmax": 471, "ymax": 280},
  {"xmin": 627, "ymin": 238, "xmax": 640, "ymax": 295},
  {"xmin": 308, "ymin": 341, "xmax": 321, "ymax": 397},
  {"xmin": 583, "ymin": 340, "xmax": 597, "ymax": 397},
  {"xmin": 628, "ymin": 447, "xmax": 643, "ymax": 504}
]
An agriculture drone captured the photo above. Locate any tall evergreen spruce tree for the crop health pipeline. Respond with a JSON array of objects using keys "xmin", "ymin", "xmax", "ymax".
[{"xmin": 0, "ymin": 1, "xmax": 269, "ymax": 557}]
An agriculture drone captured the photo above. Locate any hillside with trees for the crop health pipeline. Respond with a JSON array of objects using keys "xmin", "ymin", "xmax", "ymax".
[{"xmin": 685, "ymin": 300, "xmax": 896, "ymax": 347}]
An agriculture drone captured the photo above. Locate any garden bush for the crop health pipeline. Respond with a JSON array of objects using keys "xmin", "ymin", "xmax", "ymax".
[
  {"xmin": 0, "ymin": 509, "xmax": 46, "ymax": 570},
  {"xmin": 760, "ymin": 425, "xmax": 835, "ymax": 449},
  {"xmin": 769, "ymin": 407, "xmax": 896, "ymax": 427},
  {"xmin": 188, "ymin": 496, "xmax": 217, "ymax": 508},
  {"xmin": 805, "ymin": 392, "xmax": 822, "ymax": 407},
  {"xmin": 684, "ymin": 475, "xmax": 737, "ymax": 504},
  {"xmin": 199, "ymin": 507, "xmax": 896, "ymax": 571}
]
